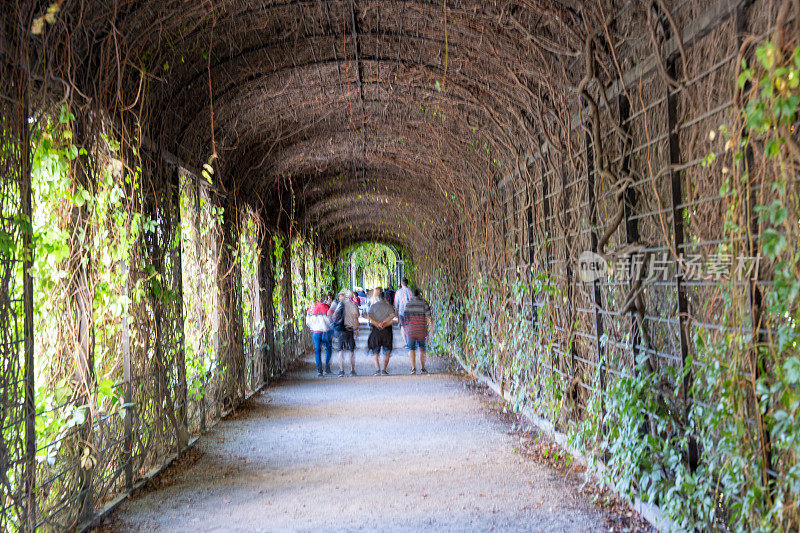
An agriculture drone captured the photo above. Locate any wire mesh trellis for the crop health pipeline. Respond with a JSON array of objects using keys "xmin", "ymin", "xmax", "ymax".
[
  {"xmin": 436, "ymin": 1, "xmax": 799, "ymax": 529},
  {"xmin": 0, "ymin": 110, "xmax": 313, "ymax": 530},
  {"xmin": 180, "ymin": 173, "xmax": 219, "ymax": 435},
  {"xmin": 0, "ymin": 15, "xmax": 35, "ymax": 530},
  {"xmin": 0, "ymin": 0, "xmax": 798, "ymax": 530}
]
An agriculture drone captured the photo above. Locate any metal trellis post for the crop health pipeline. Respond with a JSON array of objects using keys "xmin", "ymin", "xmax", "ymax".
[
  {"xmin": 172, "ymin": 168, "xmax": 189, "ymax": 451},
  {"xmin": 586, "ymin": 131, "xmax": 606, "ymax": 405},
  {"xmin": 193, "ymin": 175, "xmax": 207, "ymax": 432},
  {"xmin": 735, "ymin": 0, "xmax": 773, "ymax": 493},
  {"xmin": 121, "ymin": 259, "xmax": 133, "ymax": 489},
  {"xmin": 73, "ymin": 116, "xmax": 95, "ymax": 524},
  {"xmin": 666, "ymin": 59, "xmax": 699, "ymax": 471},
  {"xmin": 280, "ymin": 233, "xmax": 295, "ymax": 362},
  {"xmin": 617, "ymin": 94, "xmax": 642, "ymax": 374},
  {"xmin": 21, "ymin": 79, "xmax": 36, "ymax": 533},
  {"xmin": 260, "ymin": 229, "xmax": 276, "ymax": 381}
]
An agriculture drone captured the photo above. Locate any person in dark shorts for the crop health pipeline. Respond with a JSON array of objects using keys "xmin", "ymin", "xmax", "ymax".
[
  {"xmin": 404, "ymin": 288, "xmax": 433, "ymax": 374},
  {"xmin": 366, "ymin": 287, "xmax": 397, "ymax": 375},
  {"xmin": 331, "ymin": 289, "xmax": 360, "ymax": 376}
]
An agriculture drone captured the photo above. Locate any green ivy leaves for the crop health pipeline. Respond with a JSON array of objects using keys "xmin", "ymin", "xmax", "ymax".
[
  {"xmin": 761, "ymin": 228, "xmax": 786, "ymax": 258},
  {"xmin": 783, "ymin": 358, "xmax": 800, "ymax": 385},
  {"xmin": 740, "ymin": 43, "xmax": 800, "ymax": 134}
]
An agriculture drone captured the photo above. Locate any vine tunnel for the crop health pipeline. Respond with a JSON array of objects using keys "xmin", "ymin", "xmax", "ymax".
[{"xmin": 1, "ymin": 0, "xmax": 800, "ymax": 530}]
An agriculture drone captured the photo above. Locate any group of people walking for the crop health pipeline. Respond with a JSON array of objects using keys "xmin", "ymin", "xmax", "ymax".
[{"xmin": 305, "ymin": 278, "xmax": 433, "ymax": 378}]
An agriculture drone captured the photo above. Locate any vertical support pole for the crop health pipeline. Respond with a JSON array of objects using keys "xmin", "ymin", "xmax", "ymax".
[
  {"xmin": 619, "ymin": 94, "xmax": 648, "ymax": 441},
  {"xmin": 280, "ymin": 234, "xmax": 295, "ymax": 360},
  {"xmin": 586, "ymin": 131, "xmax": 606, "ymax": 402},
  {"xmin": 143, "ymin": 180, "xmax": 180, "ymax": 453},
  {"xmin": 501, "ymin": 184, "xmax": 508, "ymax": 281},
  {"xmin": 387, "ymin": 246, "xmax": 400, "ymax": 290},
  {"xmin": 193, "ymin": 176, "xmax": 206, "ymax": 432},
  {"xmin": 618, "ymin": 95, "xmax": 641, "ymax": 373},
  {"xmin": 72, "ymin": 116, "xmax": 95, "ymax": 524},
  {"xmin": 259, "ymin": 230, "xmax": 276, "ymax": 380},
  {"xmin": 666, "ymin": 59, "xmax": 698, "ymax": 471},
  {"xmin": 735, "ymin": 1, "xmax": 773, "ymax": 493},
  {"xmin": 232, "ymin": 199, "xmax": 243, "ymax": 398},
  {"xmin": 396, "ymin": 258, "xmax": 401, "ymax": 286},
  {"xmin": 350, "ymin": 252, "xmax": 356, "ymax": 289},
  {"xmin": 218, "ymin": 193, "xmax": 244, "ymax": 408},
  {"xmin": 172, "ymin": 170, "xmax": 188, "ymax": 451},
  {"xmin": 299, "ymin": 242, "xmax": 309, "ymax": 302},
  {"xmin": 537, "ymin": 162, "xmax": 558, "ymax": 395},
  {"xmin": 396, "ymin": 255, "xmax": 401, "ymax": 287},
  {"xmin": 541, "ymin": 164, "xmax": 554, "ymax": 391},
  {"xmin": 542, "ymin": 169, "xmax": 552, "ymax": 277},
  {"xmin": 744, "ymin": 125, "xmax": 773, "ymax": 495},
  {"xmin": 526, "ymin": 170, "xmax": 542, "ymax": 388},
  {"xmin": 561, "ymin": 163, "xmax": 577, "ymax": 405},
  {"xmin": 212, "ymin": 216, "xmax": 221, "ymax": 420},
  {"xmin": 514, "ymin": 188, "xmax": 520, "ymax": 285},
  {"xmin": 251, "ymin": 249, "xmax": 260, "ymax": 392},
  {"xmin": 120, "ymin": 259, "xmax": 133, "ymax": 489},
  {"xmin": 212, "ymin": 232, "xmax": 220, "ymax": 356},
  {"xmin": 312, "ymin": 247, "xmax": 318, "ymax": 293},
  {"xmin": 20, "ymin": 79, "xmax": 36, "ymax": 533},
  {"xmin": 527, "ymin": 179, "xmax": 536, "ymax": 331}
]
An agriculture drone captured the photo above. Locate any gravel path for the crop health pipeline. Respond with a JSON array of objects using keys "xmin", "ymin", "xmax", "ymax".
[{"xmin": 100, "ymin": 323, "xmax": 610, "ymax": 532}]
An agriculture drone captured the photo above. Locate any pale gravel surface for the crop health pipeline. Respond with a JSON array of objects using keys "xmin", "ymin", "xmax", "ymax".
[{"xmin": 100, "ymin": 323, "xmax": 609, "ymax": 532}]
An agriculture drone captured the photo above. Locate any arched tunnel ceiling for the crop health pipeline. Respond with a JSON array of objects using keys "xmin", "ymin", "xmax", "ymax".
[{"xmin": 50, "ymin": 0, "xmax": 586, "ymax": 260}]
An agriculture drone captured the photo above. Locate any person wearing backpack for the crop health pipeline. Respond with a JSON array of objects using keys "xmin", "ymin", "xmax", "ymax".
[{"xmin": 329, "ymin": 289, "xmax": 359, "ymax": 376}]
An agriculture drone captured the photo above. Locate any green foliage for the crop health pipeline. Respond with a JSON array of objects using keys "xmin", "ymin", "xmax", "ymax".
[
  {"xmin": 291, "ymin": 238, "xmax": 315, "ymax": 328},
  {"xmin": 429, "ymin": 268, "xmax": 563, "ymax": 419},
  {"xmin": 178, "ymin": 175, "xmax": 218, "ymax": 396},
  {"xmin": 335, "ymin": 242, "xmax": 400, "ymax": 290},
  {"xmin": 690, "ymin": 38, "xmax": 800, "ymax": 530},
  {"xmin": 240, "ymin": 209, "xmax": 261, "ymax": 339},
  {"xmin": 28, "ymin": 106, "xmax": 135, "ymax": 466},
  {"xmin": 8, "ymin": 104, "xmax": 328, "ymax": 529},
  {"xmin": 581, "ymin": 38, "xmax": 800, "ymax": 531},
  {"xmin": 429, "ymin": 38, "xmax": 800, "ymax": 532},
  {"xmin": 273, "ymin": 233, "xmax": 285, "ymax": 320}
]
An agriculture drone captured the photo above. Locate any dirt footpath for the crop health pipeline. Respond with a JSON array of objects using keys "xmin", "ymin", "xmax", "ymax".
[{"xmin": 98, "ymin": 324, "xmax": 618, "ymax": 532}]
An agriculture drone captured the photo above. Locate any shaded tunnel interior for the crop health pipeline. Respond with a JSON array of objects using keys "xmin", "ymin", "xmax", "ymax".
[{"xmin": 1, "ymin": 0, "xmax": 800, "ymax": 530}]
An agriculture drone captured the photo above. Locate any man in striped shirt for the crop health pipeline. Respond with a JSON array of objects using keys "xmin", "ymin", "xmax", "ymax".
[{"xmin": 404, "ymin": 288, "xmax": 433, "ymax": 374}]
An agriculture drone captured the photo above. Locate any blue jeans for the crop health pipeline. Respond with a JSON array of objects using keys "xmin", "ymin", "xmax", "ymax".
[{"xmin": 312, "ymin": 331, "xmax": 333, "ymax": 373}]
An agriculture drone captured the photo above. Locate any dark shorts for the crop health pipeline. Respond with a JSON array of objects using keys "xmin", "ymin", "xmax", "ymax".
[
  {"xmin": 331, "ymin": 330, "xmax": 343, "ymax": 351},
  {"xmin": 334, "ymin": 328, "xmax": 356, "ymax": 351},
  {"xmin": 407, "ymin": 337, "xmax": 426, "ymax": 351},
  {"xmin": 368, "ymin": 327, "xmax": 393, "ymax": 354}
]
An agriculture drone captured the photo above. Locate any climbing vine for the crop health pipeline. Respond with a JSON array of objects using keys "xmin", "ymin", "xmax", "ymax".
[{"xmin": 428, "ymin": 9, "xmax": 800, "ymax": 533}]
